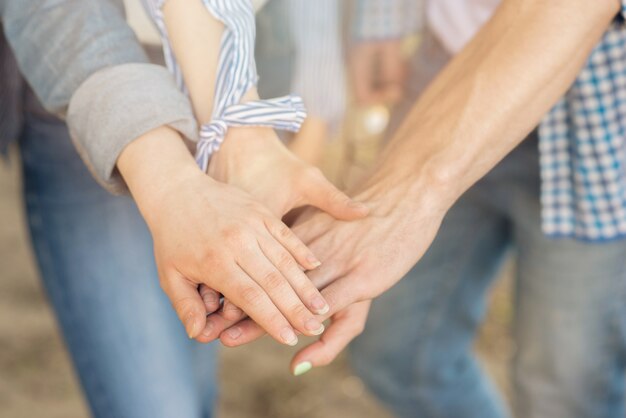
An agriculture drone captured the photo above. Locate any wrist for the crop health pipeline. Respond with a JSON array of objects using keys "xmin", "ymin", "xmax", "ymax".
[
  {"xmin": 207, "ymin": 126, "xmax": 289, "ymax": 183},
  {"xmin": 354, "ymin": 148, "xmax": 461, "ymax": 222},
  {"xmin": 117, "ymin": 126, "xmax": 206, "ymax": 227}
]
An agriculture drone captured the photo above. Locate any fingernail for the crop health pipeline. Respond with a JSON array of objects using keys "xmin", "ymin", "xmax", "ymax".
[
  {"xmin": 293, "ymin": 361, "xmax": 313, "ymax": 376},
  {"xmin": 186, "ymin": 313, "xmax": 200, "ymax": 339},
  {"xmin": 305, "ymin": 318, "xmax": 325, "ymax": 335},
  {"xmin": 280, "ymin": 327, "xmax": 299, "ymax": 346},
  {"xmin": 307, "ymin": 255, "xmax": 322, "ymax": 268},
  {"xmin": 311, "ymin": 296, "xmax": 330, "ymax": 315},
  {"xmin": 225, "ymin": 326, "xmax": 242, "ymax": 340}
]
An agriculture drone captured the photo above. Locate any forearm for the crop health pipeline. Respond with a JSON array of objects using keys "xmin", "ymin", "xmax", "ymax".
[
  {"xmin": 162, "ymin": 0, "xmax": 224, "ymax": 123},
  {"xmin": 365, "ymin": 0, "xmax": 620, "ymax": 210}
]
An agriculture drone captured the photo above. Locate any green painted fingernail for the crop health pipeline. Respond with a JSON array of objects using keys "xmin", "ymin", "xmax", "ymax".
[{"xmin": 293, "ymin": 361, "xmax": 312, "ymax": 376}]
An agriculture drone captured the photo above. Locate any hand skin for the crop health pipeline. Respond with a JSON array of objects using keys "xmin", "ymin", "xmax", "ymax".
[
  {"xmin": 200, "ymin": 0, "xmax": 621, "ymax": 370},
  {"xmin": 349, "ymin": 39, "xmax": 408, "ymax": 105},
  {"xmin": 161, "ymin": 0, "xmax": 369, "ymax": 337},
  {"xmin": 287, "ymin": 116, "xmax": 329, "ymax": 166},
  {"xmin": 117, "ymin": 126, "xmax": 335, "ymax": 345}
]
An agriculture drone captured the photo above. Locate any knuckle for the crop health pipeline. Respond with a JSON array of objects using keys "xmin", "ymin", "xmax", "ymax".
[
  {"xmin": 262, "ymin": 270, "xmax": 285, "ymax": 292},
  {"xmin": 221, "ymin": 225, "xmax": 245, "ymax": 244},
  {"xmin": 289, "ymin": 303, "xmax": 310, "ymax": 320},
  {"xmin": 172, "ymin": 296, "xmax": 201, "ymax": 316},
  {"xmin": 276, "ymin": 251, "xmax": 297, "ymax": 271},
  {"xmin": 240, "ymin": 285, "xmax": 263, "ymax": 307},
  {"xmin": 223, "ymin": 306, "xmax": 243, "ymax": 320},
  {"xmin": 202, "ymin": 291, "xmax": 220, "ymax": 306},
  {"xmin": 268, "ymin": 312, "xmax": 286, "ymax": 329},
  {"xmin": 275, "ymin": 223, "xmax": 294, "ymax": 240}
]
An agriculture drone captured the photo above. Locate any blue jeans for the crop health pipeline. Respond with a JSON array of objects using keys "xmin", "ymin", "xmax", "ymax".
[
  {"xmin": 349, "ymin": 134, "xmax": 626, "ymax": 418},
  {"xmin": 18, "ymin": 93, "xmax": 218, "ymax": 418}
]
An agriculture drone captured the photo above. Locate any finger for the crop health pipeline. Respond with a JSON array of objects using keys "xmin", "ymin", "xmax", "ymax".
[
  {"xmin": 259, "ymin": 237, "xmax": 329, "ymax": 315},
  {"xmin": 218, "ymin": 265, "xmax": 301, "ymax": 346},
  {"xmin": 196, "ymin": 307, "xmax": 246, "ymax": 343},
  {"xmin": 199, "ymin": 284, "xmax": 221, "ymax": 314},
  {"xmin": 219, "ymin": 270, "xmax": 356, "ymax": 347},
  {"xmin": 221, "ymin": 298, "xmax": 244, "ymax": 320},
  {"xmin": 319, "ymin": 274, "xmax": 366, "ymax": 314},
  {"xmin": 238, "ymin": 245, "xmax": 325, "ymax": 337},
  {"xmin": 264, "ymin": 217, "xmax": 321, "ymax": 270},
  {"xmin": 291, "ymin": 300, "xmax": 372, "ymax": 376},
  {"xmin": 219, "ymin": 271, "xmax": 367, "ymax": 348},
  {"xmin": 300, "ymin": 168, "xmax": 369, "ymax": 221},
  {"xmin": 160, "ymin": 270, "xmax": 207, "ymax": 339},
  {"xmin": 218, "ymin": 287, "xmax": 335, "ymax": 347},
  {"xmin": 219, "ymin": 317, "xmax": 267, "ymax": 347}
]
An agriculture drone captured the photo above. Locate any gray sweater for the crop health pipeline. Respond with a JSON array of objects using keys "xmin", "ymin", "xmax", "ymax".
[{"xmin": 0, "ymin": 0, "xmax": 199, "ymax": 193}]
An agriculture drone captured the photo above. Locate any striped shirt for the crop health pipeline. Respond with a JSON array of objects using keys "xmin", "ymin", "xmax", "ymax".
[{"xmin": 142, "ymin": 0, "xmax": 306, "ymax": 172}]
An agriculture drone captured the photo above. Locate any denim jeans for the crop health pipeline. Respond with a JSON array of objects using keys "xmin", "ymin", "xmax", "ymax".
[
  {"xmin": 17, "ymin": 92, "xmax": 218, "ymax": 418},
  {"xmin": 349, "ymin": 131, "xmax": 626, "ymax": 418}
]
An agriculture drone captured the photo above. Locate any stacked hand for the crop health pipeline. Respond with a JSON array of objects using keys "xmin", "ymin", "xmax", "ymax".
[
  {"xmin": 118, "ymin": 126, "xmax": 368, "ymax": 347},
  {"xmin": 200, "ymin": 171, "xmax": 451, "ymax": 373}
]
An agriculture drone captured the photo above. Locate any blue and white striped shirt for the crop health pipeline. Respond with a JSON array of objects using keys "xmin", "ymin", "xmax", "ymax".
[{"xmin": 143, "ymin": 0, "xmax": 306, "ymax": 172}]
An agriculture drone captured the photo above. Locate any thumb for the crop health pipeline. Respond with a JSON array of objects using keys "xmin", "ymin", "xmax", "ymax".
[
  {"xmin": 290, "ymin": 300, "xmax": 372, "ymax": 376},
  {"xmin": 161, "ymin": 270, "xmax": 207, "ymax": 339},
  {"xmin": 301, "ymin": 169, "xmax": 369, "ymax": 221}
]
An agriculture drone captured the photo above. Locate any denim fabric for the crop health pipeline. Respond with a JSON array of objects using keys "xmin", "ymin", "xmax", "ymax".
[
  {"xmin": 349, "ymin": 133, "xmax": 626, "ymax": 418},
  {"xmin": 18, "ymin": 90, "xmax": 218, "ymax": 418}
]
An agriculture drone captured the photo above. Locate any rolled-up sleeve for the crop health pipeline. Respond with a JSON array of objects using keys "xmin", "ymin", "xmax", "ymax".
[{"xmin": 1, "ymin": 0, "xmax": 197, "ymax": 193}]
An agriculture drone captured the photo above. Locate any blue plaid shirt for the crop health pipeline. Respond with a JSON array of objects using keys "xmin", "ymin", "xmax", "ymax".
[{"xmin": 356, "ymin": 0, "xmax": 626, "ymax": 242}]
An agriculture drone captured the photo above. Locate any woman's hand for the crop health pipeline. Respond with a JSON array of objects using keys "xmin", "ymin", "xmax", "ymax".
[
  {"xmin": 290, "ymin": 300, "xmax": 372, "ymax": 376},
  {"xmin": 208, "ymin": 125, "xmax": 368, "ymax": 219},
  {"xmin": 118, "ymin": 126, "xmax": 332, "ymax": 345}
]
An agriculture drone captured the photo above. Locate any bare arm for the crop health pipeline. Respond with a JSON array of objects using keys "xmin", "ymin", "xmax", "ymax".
[
  {"xmin": 370, "ymin": 0, "xmax": 619, "ymax": 207},
  {"xmin": 211, "ymin": 0, "xmax": 622, "ymax": 372}
]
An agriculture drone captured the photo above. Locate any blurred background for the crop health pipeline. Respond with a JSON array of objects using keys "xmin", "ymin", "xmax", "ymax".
[{"xmin": 0, "ymin": 1, "xmax": 515, "ymax": 417}]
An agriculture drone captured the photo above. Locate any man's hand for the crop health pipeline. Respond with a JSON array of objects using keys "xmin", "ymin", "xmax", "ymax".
[
  {"xmin": 349, "ymin": 40, "xmax": 407, "ymax": 105},
  {"xmin": 201, "ymin": 175, "xmax": 453, "ymax": 352}
]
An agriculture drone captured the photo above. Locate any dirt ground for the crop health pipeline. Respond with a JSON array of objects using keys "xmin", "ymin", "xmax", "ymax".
[{"xmin": 0, "ymin": 142, "xmax": 513, "ymax": 418}]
